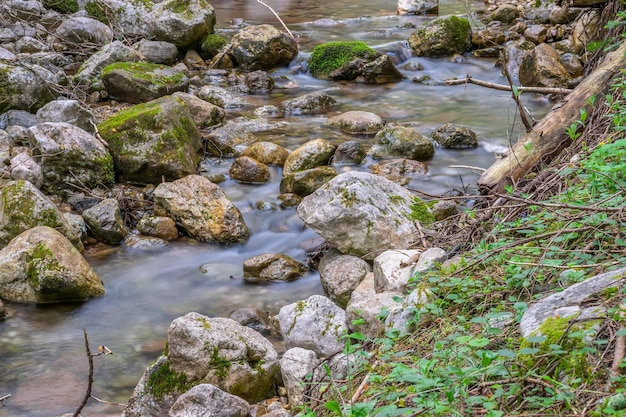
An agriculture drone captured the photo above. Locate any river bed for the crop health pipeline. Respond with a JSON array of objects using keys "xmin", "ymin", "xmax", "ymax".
[{"xmin": 0, "ymin": 1, "xmax": 555, "ymax": 416}]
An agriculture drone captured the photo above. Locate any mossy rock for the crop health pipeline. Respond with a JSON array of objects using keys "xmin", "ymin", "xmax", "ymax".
[
  {"xmin": 308, "ymin": 41, "xmax": 380, "ymax": 79},
  {"xmin": 97, "ymin": 95, "xmax": 203, "ymax": 185},
  {"xmin": 408, "ymin": 15, "xmax": 472, "ymax": 57},
  {"xmin": 201, "ymin": 33, "xmax": 227, "ymax": 58}
]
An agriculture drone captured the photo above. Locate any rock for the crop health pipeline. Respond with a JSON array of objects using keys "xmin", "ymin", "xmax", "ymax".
[
  {"xmin": 345, "ymin": 273, "xmax": 403, "ymax": 338},
  {"xmin": 228, "ymin": 308, "xmax": 271, "ymax": 335},
  {"xmin": 489, "ymin": 4, "xmax": 519, "ymax": 24},
  {"xmin": 524, "ymin": 25, "xmax": 548, "ymax": 45},
  {"xmin": 35, "ymin": 99, "xmax": 97, "ymax": 134},
  {"xmin": 408, "ymin": 16, "xmax": 472, "ymax": 57},
  {"xmin": 333, "ymin": 141, "xmax": 366, "ymax": 165},
  {"xmin": 228, "ymin": 70, "xmax": 275, "ymax": 94},
  {"xmin": 203, "ymin": 120, "xmax": 258, "ymax": 157},
  {"xmin": 84, "ymin": 0, "xmax": 154, "ymax": 37},
  {"xmin": 168, "ymin": 384, "xmax": 250, "ymax": 417},
  {"xmin": 10, "ymin": 152, "xmax": 42, "ymax": 188},
  {"xmin": 368, "ymin": 125, "xmax": 434, "ymax": 160},
  {"xmin": 280, "ymin": 92, "xmax": 336, "ymax": 115},
  {"xmin": 153, "ymin": 175, "xmax": 249, "ymax": 244},
  {"xmin": 279, "ymin": 166, "xmax": 338, "ymax": 197},
  {"xmin": 2, "ymin": 0, "xmax": 44, "ymax": 21},
  {"xmin": 124, "ymin": 356, "xmax": 179, "ymax": 417},
  {"xmin": 519, "ymin": 43, "xmax": 570, "ymax": 88},
  {"xmin": 124, "ymin": 234, "xmax": 168, "ymax": 249},
  {"xmin": 297, "ymin": 171, "xmax": 422, "ymax": 259},
  {"xmin": 102, "ymin": 62, "xmax": 189, "ymax": 104},
  {"xmin": 278, "ymin": 295, "xmax": 347, "ymax": 357},
  {"xmin": 239, "ymin": 142, "xmax": 289, "ymax": 166},
  {"xmin": 0, "ymin": 180, "xmax": 82, "ymax": 250},
  {"xmin": 431, "ymin": 123, "xmax": 478, "ymax": 148},
  {"xmin": 318, "ymin": 249, "xmax": 371, "ymax": 309},
  {"xmin": 184, "ymin": 50, "xmax": 207, "ymax": 70},
  {"xmin": 167, "ymin": 313, "xmax": 279, "ymax": 402},
  {"xmin": 229, "ymin": 156, "xmax": 270, "ymax": 183},
  {"xmin": 171, "ymin": 92, "xmax": 225, "ymax": 129},
  {"xmin": 0, "ymin": 110, "xmax": 37, "ymax": 129},
  {"xmin": 0, "ymin": 226, "xmax": 104, "ymax": 303},
  {"xmin": 82, "ymin": 198, "xmax": 128, "ymax": 245},
  {"xmin": 560, "ymin": 53, "xmax": 583, "ymax": 77},
  {"xmin": 228, "ymin": 24, "xmax": 298, "ymax": 70},
  {"xmin": 384, "ymin": 285, "xmax": 436, "ymax": 333},
  {"xmin": 571, "ymin": 9, "xmax": 601, "ymax": 54},
  {"xmin": 243, "ymin": 253, "xmax": 307, "ymax": 283},
  {"xmin": 134, "ymin": 40, "xmax": 179, "ymax": 66},
  {"xmin": 471, "ymin": 26, "xmax": 506, "ymax": 51},
  {"xmin": 308, "ymin": 41, "xmax": 403, "ymax": 83},
  {"xmin": 397, "ymin": 0, "xmax": 437, "ymax": 14},
  {"xmin": 327, "ymin": 111, "xmax": 385, "ymax": 135},
  {"xmin": 520, "ymin": 266, "xmax": 626, "ymax": 338},
  {"xmin": 373, "ymin": 249, "xmax": 422, "ymax": 293},
  {"xmin": 73, "ymin": 41, "xmax": 144, "ymax": 88},
  {"xmin": 283, "ymin": 138, "xmax": 336, "ymax": 176},
  {"xmin": 280, "ymin": 348, "xmax": 319, "ymax": 406},
  {"xmin": 196, "ymin": 85, "xmax": 249, "ymax": 109},
  {"xmin": 0, "ymin": 62, "xmax": 58, "ymax": 113},
  {"xmin": 502, "ymin": 39, "xmax": 536, "ymax": 78},
  {"xmin": 201, "ymin": 33, "xmax": 228, "ymax": 58},
  {"xmin": 98, "ymin": 95, "xmax": 203, "ymax": 185},
  {"xmin": 148, "ymin": 0, "xmax": 216, "ymax": 49},
  {"xmin": 413, "ymin": 247, "xmax": 447, "ymax": 274},
  {"xmin": 549, "ymin": 6, "xmax": 584, "ymax": 24},
  {"xmin": 0, "ymin": 298, "xmax": 5, "ymax": 318},
  {"xmin": 137, "ymin": 216, "xmax": 179, "ymax": 241},
  {"xmin": 369, "ymin": 158, "xmax": 428, "ymax": 185},
  {"xmin": 16, "ymin": 36, "xmax": 48, "ymax": 53},
  {"xmin": 28, "ymin": 122, "xmax": 114, "ymax": 195},
  {"xmin": 432, "ymin": 200, "xmax": 459, "ymax": 220},
  {"xmin": 54, "ymin": 16, "xmax": 113, "ymax": 48},
  {"xmin": 63, "ymin": 212, "xmax": 87, "ymax": 243}
]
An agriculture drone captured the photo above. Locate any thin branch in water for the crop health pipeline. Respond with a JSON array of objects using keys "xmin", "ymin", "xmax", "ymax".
[
  {"xmin": 445, "ymin": 75, "xmax": 573, "ymax": 95},
  {"xmin": 0, "ymin": 394, "xmax": 11, "ymax": 404},
  {"xmin": 74, "ymin": 328, "xmax": 94, "ymax": 417},
  {"xmin": 500, "ymin": 51, "xmax": 533, "ymax": 132}
]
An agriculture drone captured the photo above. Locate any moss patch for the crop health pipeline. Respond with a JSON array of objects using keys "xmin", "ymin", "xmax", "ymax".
[
  {"xmin": 42, "ymin": 0, "xmax": 79, "ymax": 14},
  {"xmin": 408, "ymin": 197, "xmax": 435, "ymax": 225},
  {"xmin": 201, "ymin": 34, "xmax": 227, "ymax": 57},
  {"xmin": 101, "ymin": 62, "xmax": 186, "ymax": 87},
  {"xmin": 308, "ymin": 41, "xmax": 379, "ymax": 78},
  {"xmin": 146, "ymin": 360, "xmax": 192, "ymax": 400},
  {"xmin": 85, "ymin": 0, "xmax": 112, "ymax": 24},
  {"xmin": 207, "ymin": 345, "xmax": 231, "ymax": 379}
]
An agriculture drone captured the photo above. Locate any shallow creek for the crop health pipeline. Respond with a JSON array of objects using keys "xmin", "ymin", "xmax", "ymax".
[{"xmin": 0, "ymin": 1, "xmax": 556, "ymax": 415}]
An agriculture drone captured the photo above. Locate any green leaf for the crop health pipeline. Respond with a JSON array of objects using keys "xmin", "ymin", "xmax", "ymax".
[
  {"xmin": 526, "ymin": 335, "xmax": 547, "ymax": 344},
  {"xmin": 616, "ymin": 329, "xmax": 626, "ymax": 337},
  {"xmin": 468, "ymin": 337, "xmax": 490, "ymax": 348},
  {"xmin": 325, "ymin": 400, "xmax": 342, "ymax": 415},
  {"xmin": 519, "ymin": 347, "xmax": 540, "ymax": 355},
  {"xmin": 349, "ymin": 332, "xmax": 366, "ymax": 341}
]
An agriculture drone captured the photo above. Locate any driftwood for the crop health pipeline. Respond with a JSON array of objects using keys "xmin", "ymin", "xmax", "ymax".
[
  {"xmin": 446, "ymin": 76, "xmax": 573, "ymax": 95},
  {"xmin": 478, "ymin": 41, "xmax": 626, "ymax": 194}
]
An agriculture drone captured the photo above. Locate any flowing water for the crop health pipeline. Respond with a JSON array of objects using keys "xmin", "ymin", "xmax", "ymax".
[{"xmin": 0, "ymin": 1, "xmax": 556, "ymax": 416}]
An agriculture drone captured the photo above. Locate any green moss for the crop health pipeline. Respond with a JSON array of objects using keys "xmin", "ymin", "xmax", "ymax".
[
  {"xmin": 308, "ymin": 41, "xmax": 379, "ymax": 78},
  {"xmin": 101, "ymin": 62, "xmax": 186, "ymax": 87},
  {"xmin": 98, "ymin": 101, "xmax": 162, "ymax": 150},
  {"xmin": 197, "ymin": 316, "xmax": 211, "ymax": 329},
  {"xmin": 85, "ymin": 0, "xmax": 112, "ymax": 24},
  {"xmin": 201, "ymin": 34, "xmax": 227, "ymax": 58},
  {"xmin": 340, "ymin": 188, "xmax": 358, "ymax": 208},
  {"xmin": 440, "ymin": 16, "xmax": 471, "ymax": 47},
  {"xmin": 408, "ymin": 197, "xmax": 435, "ymax": 225},
  {"xmin": 1, "ymin": 181, "xmax": 61, "ymax": 240},
  {"xmin": 42, "ymin": 0, "xmax": 79, "ymax": 14},
  {"xmin": 207, "ymin": 345, "xmax": 231, "ymax": 379},
  {"xmin": 146, "ymin": 360, "xmax": 192, "ymax": 400},
  {"xmin": 26, "ymin": 243, "xmax": 65, "ymax": 293},
  {"xmin": 0, "ymin": 65, "xmax": 17, "ymax": 113},
  {"xmin": 92, "ymin": 153, "xmax": 116, "ymax": 186}
]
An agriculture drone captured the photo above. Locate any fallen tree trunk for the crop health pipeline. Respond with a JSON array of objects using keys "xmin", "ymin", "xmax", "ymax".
[{"xmin": 478, "ymin": 41, "xmax": 626, "ymax": 194}]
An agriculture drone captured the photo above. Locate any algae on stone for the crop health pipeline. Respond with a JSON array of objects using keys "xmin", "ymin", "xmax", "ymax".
[{"xmin": 308, "ymin": 41, "xmax": 379, "ymax": 78}]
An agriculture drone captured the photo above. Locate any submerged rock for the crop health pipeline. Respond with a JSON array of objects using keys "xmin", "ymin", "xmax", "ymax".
[
  {"xmin": 369, "ymin": 125, "xmax": 434, "ymax": 161},
  {"xmin": 243, "ymin": 253, "xmax": 307, "ymax": 282},
  {"xmin": 0, "ymin": 226, "xmax": 104, "ymax": 303},
  {"xmin": 431, "ymin": 123, "xmax": 478, "ymax": 148},
  {"xmin": 283, "ymin": 138, "xmax": 336, "ymax": 176},
  {"xmin": 327, "ymin": 110, "xmax": 385, "ymax": 135}
]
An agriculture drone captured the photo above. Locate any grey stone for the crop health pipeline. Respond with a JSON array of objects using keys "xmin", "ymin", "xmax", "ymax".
[
  {"xmin": 168, "ymin": 384, "xmax": 250, "ymax": 417},
  {"xmin": 82, "ymin": 198, "xmax": 128, "ymax": 244}
]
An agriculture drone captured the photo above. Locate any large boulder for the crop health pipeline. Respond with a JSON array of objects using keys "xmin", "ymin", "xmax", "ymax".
[
  {"xmin": 519, "ymin": 43, "xmax": 571, "ymax": 88},
  {"xmin": 153, "ymin": 175, "xmax": 249, "ymax": 244},
  {"xmin": 228, "ymin": 24, "xmax": 298, "ymax": 70},
  {"xmin": 308, "ymin": 41, "xmax": 403, "ymax": 83},
  {"xmin": 408, "ymin": 15, "xmax": 472, "ymax": 57},
  {"xmin": 0, "ymin": 180, "xmax": 82, "ymax": 250},
  {"xmin": 0, "ymin": 62, "xmax": 58, "ymax": 113},
  {"xmin": 368, "ymin": 125, "xmax": 434, "ymax": 160},
  {"xmin": 0, "ymin": 226, "xmax": 104, "ymax": 303},
  {"xmin": 28, "ymin": 122, "xmax": 115, "ymax": 195},
  {"xmin": 397, "ymin": 0, "xmax": 438, "ymax": 14},
  {"xmin": 297, "ymin": 171, "xmax": 422, "ymax": 259},
  {"xmin": 168, "ymin": 313, "xmax": 279, "ymax": 402},
  {"xmin": 102, "ymin": 62, "xmax": 189, "ymax": 104},
  {"xmin": 97, "ymin": 95, "xmax": 203, "ymax": 185},
  {"xmin": 148, "ymin": 0, "xmax": 216, "ymax": 49},
  {"xmin": 278, "ymin": 295, "xmax": 347, "ymax": 357}
]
